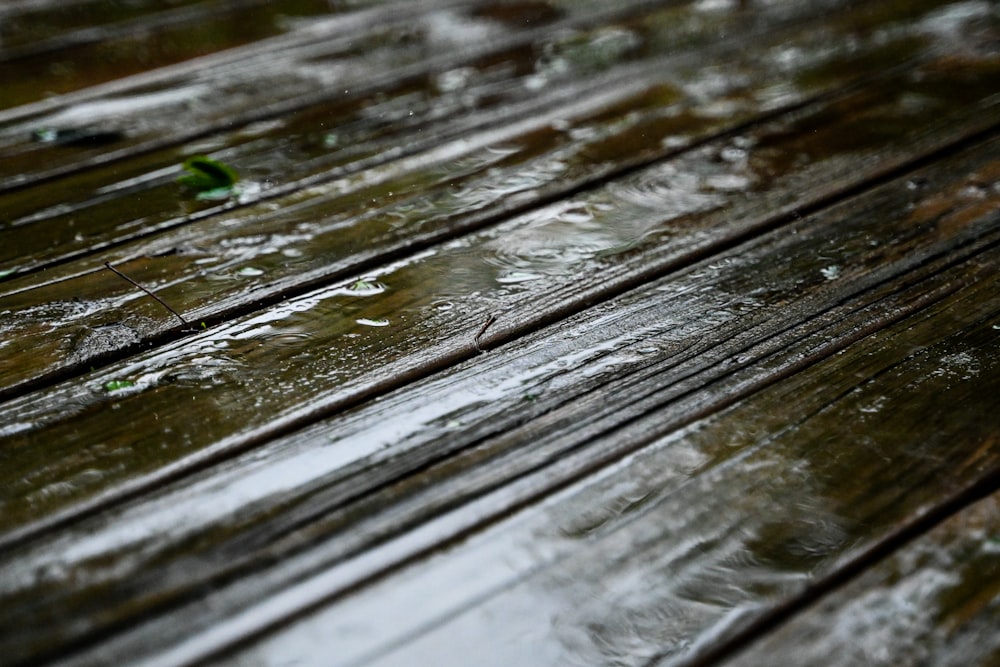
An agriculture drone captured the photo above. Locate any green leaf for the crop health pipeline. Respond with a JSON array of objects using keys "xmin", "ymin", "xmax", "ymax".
[
  {"xmin": 177, "ymin": 156, "xmax": 239, "ymax": 194},
  {"xmin": 104, "ymin": 379, "xmax": 135, "ymax": 392}
]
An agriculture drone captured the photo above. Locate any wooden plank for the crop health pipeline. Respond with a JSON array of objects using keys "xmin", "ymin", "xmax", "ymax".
[
  {"xmin": 1, "ymin": 0, "xmax": 995, "ymax": 397},
  {"xmin": 1, "ymin": 132, "xmax": 997, "ymax": 666},
  {"xmin": 0, "ymin": 0, "xmax": 875, "ymax": 274},
  {"xmin": 0, "ymin": 0, "xmax": 654, "ymax": 191},
  {"xmin": 720, "ymin": 491, "xmax": 1000, "ymax": 667},
  {"xmin": 0, "ymin": 0, "xmax": 351, "ymax": 110},
  {"xmin": 0, "ymin": 0, "xmax": 747, "ymax": 274},
  {"xmin": 0, "ymin": 43, "xmax": 996, "ymax": 542},
  {"xmin": 203, "ymin": 251, "xmax": 1000, "ymax": 667}
]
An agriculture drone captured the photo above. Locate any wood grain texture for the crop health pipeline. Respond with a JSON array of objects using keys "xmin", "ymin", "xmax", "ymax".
[
  {"xmin": 0, "ymin": 1, "xmax": 998, "ymax": 665},
  {"xmin": 209, "ymin": 249, "xmax": 1000, "ymax": 667},
  {"xmin": 723, "ymin": 492, "xmax": 1000, "ymax": 667},
  {"xmin": 1, "ymin": 66, "xmax": 995, "ymax": 548},
  {"xmin": 4, "ymin": 0, "xmax": 931, "ymax": 277},
  {"xmin": 1, "ymin": 133, "xmax": 996, "ymax": 666}
]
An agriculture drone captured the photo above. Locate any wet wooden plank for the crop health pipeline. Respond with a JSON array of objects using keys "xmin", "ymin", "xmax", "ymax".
[
  {"xmin": 722, "ymin": 492, "xmax": 1000, "ymax": 667},
  {"xmin": 1, "ymin": 132, "xmax": 996, "ymax": 666},
  {"xmin": 1, "ymin": 53, "xmax": 996, "ymax": 547},
  {"xmin": 0, "ymin": 0, "xmax": 638, "ymax": 191},
  {"xmin": 0, "ymin": 2, "xmax": 998, "ymax": 665},
  {"xmin": 0, "ymin": 0, "xmax": 359, "ymax": 110},
  {"xmin": 203, "ymin": 248, "xmax": 1000, "ymax": 667},
  {"xmin": 0, "ymin": 0, "xmax": 895, "ymax": 275},
  {"xmin": 1, "ymin": 0, "xmax": 995, "ymax": 398}
]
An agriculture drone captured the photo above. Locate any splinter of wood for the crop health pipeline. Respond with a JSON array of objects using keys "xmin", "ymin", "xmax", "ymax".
[
  {"xmin": 105, "ymin": 261, "xmax": 189, "ymax": 327},
  {"xmin": 474, "ymin": 313, "xmax": 497, "ymax": 352}
]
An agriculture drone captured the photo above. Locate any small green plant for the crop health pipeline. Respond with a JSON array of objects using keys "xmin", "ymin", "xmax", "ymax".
[{"xmin": 177, "ymin": 155, "xmax": 239, "ymax": 200}]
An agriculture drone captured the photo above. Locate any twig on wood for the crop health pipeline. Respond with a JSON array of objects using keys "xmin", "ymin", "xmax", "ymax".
[
  {"xmin": 474, "ymin": 313, "xmax": 497, "ymax": 353},
  {"xmin": 105, "ymin": 261, "xmax": 189, "ymax": 327}
]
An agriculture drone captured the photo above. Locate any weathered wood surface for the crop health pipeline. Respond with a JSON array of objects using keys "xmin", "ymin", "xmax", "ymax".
[
  {"xmin": 0, "ymin": 0, "xmax": 998, "ymax": 665},
  {"xmin": 724, "ymin": 491, "xmax": 1000, "ymax": 667},
  {"xmin": 5, "ymin": 135, "xmax": 998, "ymax": 666},
  {"xmin": 216, "ymin": 266, "xmax": 1000, "ymax": 667},
  {"xmin": 0, "ymin": 0, "xmax": 363, "ymax": 110}
]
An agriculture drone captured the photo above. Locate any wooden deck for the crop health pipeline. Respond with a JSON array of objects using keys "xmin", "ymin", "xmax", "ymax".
[{"xmin": 1, "ymin": 1, "xmax": 998, "ymax": 665}]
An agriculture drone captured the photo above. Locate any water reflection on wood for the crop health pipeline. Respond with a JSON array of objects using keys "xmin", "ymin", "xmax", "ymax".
[{"xmin": 0, "ymin": 0, "xmax": 997, "ymax": 665}]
